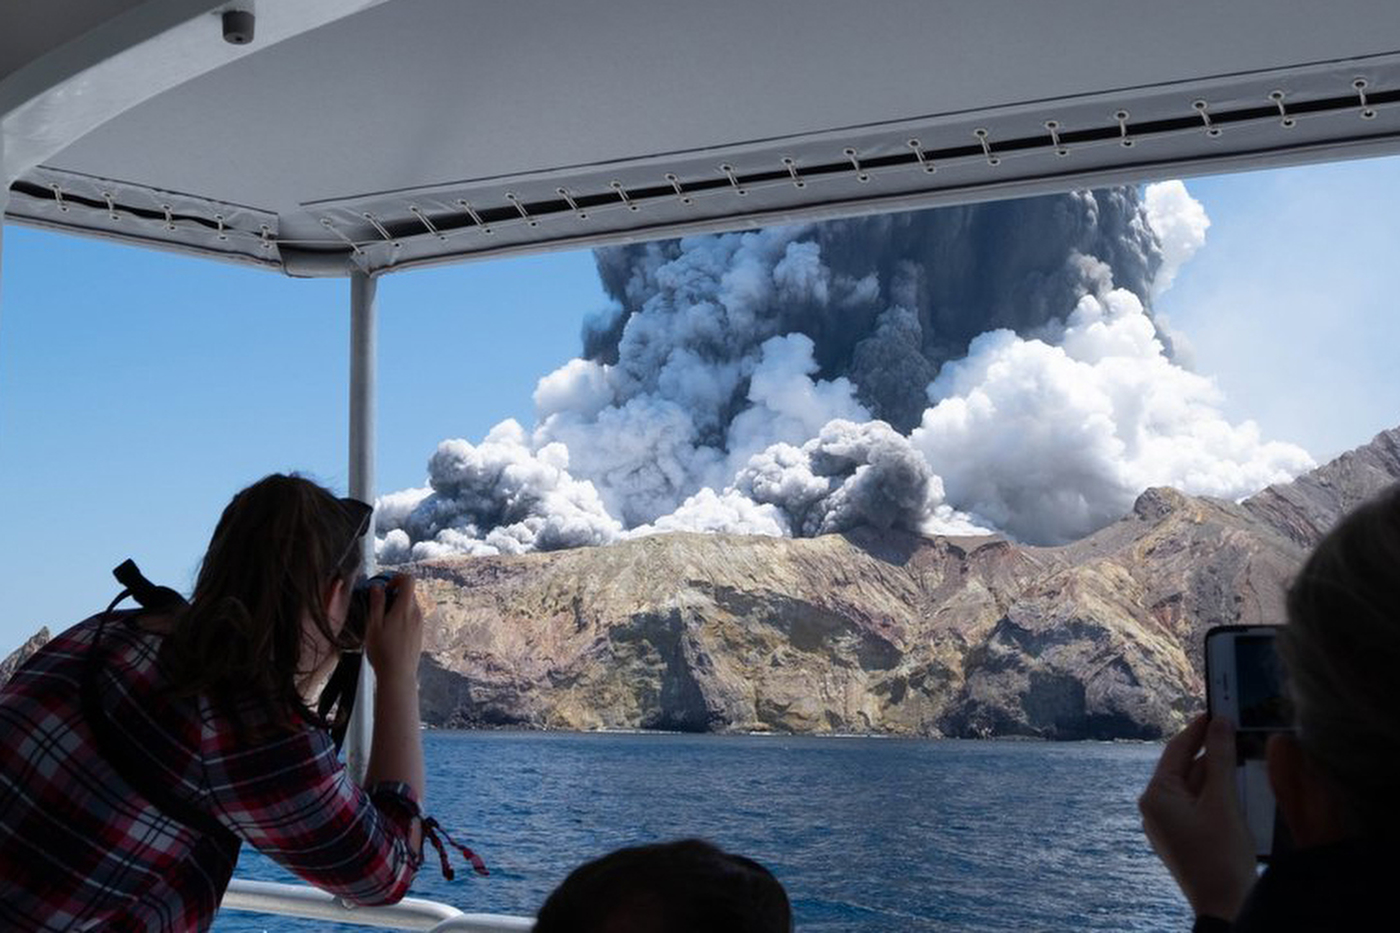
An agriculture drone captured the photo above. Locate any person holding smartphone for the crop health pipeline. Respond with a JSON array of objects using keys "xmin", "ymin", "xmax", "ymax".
[{"xmin": 1138, "ymin": 486, "xmax": 1399, "ymax": 930}]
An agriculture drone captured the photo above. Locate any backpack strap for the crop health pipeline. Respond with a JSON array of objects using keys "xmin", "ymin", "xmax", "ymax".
[{"xmin": 81, "ymin": 563, "xmax": 240, "ymax": 848}]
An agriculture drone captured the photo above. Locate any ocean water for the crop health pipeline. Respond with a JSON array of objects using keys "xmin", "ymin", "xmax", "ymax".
[{"xmin": 214, "ymin": 732, "xmax": 1191, "ymax": 932}]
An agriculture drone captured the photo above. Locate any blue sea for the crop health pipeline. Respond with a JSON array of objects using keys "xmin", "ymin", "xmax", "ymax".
[{"xmin": 214, "ymin": 732, "xmax": 1191, "ymax": 932}]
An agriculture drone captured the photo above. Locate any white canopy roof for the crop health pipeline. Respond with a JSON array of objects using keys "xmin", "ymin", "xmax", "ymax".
[{"xmin": 5, "ymin": 0, "xmax": 1400, "ymax": 277}]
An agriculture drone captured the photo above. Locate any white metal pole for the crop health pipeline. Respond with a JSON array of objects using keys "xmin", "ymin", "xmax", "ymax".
[
  {"xmin": 2, "ymin": 135, "xmax": 9, "ymax": 319},
  {"xmin": 345, "ymin": 269, "xmax": 378, "ymax": 783},
  {"xmin": 1, "ymin": 186, "xmax": 8, "ymax": 313}
]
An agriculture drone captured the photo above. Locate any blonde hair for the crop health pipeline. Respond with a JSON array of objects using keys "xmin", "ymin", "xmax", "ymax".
[{"xmin": 1282, "ymin": 484, "xmax": 1400, "ymax": 832}]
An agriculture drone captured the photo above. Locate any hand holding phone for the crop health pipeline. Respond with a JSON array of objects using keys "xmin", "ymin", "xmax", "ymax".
[{"xmin": 1139, "ymin": 713, "xmax": 1257, "ymax": 919}]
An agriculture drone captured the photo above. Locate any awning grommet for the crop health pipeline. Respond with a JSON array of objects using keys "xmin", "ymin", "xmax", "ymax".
[
  {"xmin": 259, "ymin": 224, "xmax": 275, "ymax": 252},
  {"xmin": 505, "ymin": 192, "xmax": 539, "ymax": 227},
  {"xmin": 843, "ymin": 147, "xmax": 871, "ymax": 183},
  {"xmin": 1114, "ymin": 110, "xmax": 1134, "ymax": 148},
  {"xmin": 362, "ymin": 212, "xmax": 402, "ymax": 249},
  {"xmin": 1192, "ymin": 99, "xmax": 1222, "ymax": 138},
  {"xmin": 320, "ymin": 218, "xmax": 365, "ymax": 256},
  {"xmin": 1044, "ymin": 121, "xmax": 1069, "ymax": 157},
  {"xmin": 719, "ymin": 164, "xmax": 747, "ymax": 196},
  {"xmin": 49, "ymin": 183, "xmax": 69, "ymax": 212},
  {"xmin": 161, "ymin": 204, "xmax": 176, "ymax": 231},
  {"xmin": 973, "ymin": 129, "xmax": 1000, "ymax": 166},
  {"xmin": 102, "ymin": 191, "xmax": 120, "ymax": 221},
  {"xmin": 906, "ymin": 139, "xmax": 935, "ymax": 174},
  {"xmin": 1269, "ymin": 90, "xmax": 1297, "ymax": 129},
  {"xmin": 664, "ymin": 173, "xmax": 693, "ymax": 206},
  {"xmin": 610, "ymin": 180, "xmax": 640, "ymax": 211},
  {"xmin": 455, "ymin": 200, "xmax": 493, "ymax": 235},
  {"xmin": 781, "ymin": 157, "xmax": 807, "ymax": 188},
  {"xmin": 556, "ymin": 187, "xmax": 588, "ymax": 221},
  {"xmin": 1354, "ymin": 78, "xmax": 1378, "ymax": 120},
  {"xmin": 214, "ymin": 214, "xmax": 228, "ymax": 241},
  {"xmin": 408, "ymin": 205, "xmax": 448, "ymax": 241}
]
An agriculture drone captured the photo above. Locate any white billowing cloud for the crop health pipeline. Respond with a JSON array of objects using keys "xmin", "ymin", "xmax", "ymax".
[
  {"xmin": 628, "ymin": 487, "xmax": 790, "ymax": 538},
  {"xmin": 626, "ymin": 418, "xmax": 985, "ymax": 540},
  {"xmin": 1145, "ymin": 180, "xmax": 1210, "ymax": 295},
  {"xmin": 534, "ymin": 397, "xmax": 726, "ymax": 528},
  {"xmin": 374, "ymin": 485, "xmax": 433, "ymax": 563},
  {"xmin": 526, "ymin": 227, "xmax": 822, "ymax": 526},
  {"xmin": 377, "ymin": 529, "xmax": 413, "ymax": 564},
  {"xmin": 377, "ymin": 419, "xmax": 622, "ymax": 560},
  {"xmin": 376, "ymin": 484, "xmax": 432, "ymax": 533},
  {"xmin": 724, "ymin": 333, "xmax": 871, "ymax": 473},
  {"xmin": 534, "ymin": 358, "xmax": 614, "ymax": 421},
  {"xmin": 911, "ymin": 288, "xmax": 1314, "ymax": 544}
]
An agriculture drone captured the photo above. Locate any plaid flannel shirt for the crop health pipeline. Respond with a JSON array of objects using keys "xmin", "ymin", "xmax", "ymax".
[{"xmin": 0, "ymin": 612, "xmax": 422, "ymax": 931}]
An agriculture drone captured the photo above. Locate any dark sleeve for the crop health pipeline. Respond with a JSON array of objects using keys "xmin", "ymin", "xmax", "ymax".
[
  {"xmin": 1193, "ymin": 916, "xmax": 1232, "ymax": 933},
  {"xmin": 201, "ymin": 717, "xmax": 422, "ymax": 905}
]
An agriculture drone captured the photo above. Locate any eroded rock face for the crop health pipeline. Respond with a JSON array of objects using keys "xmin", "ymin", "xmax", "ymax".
[
  {"xmin": 413, "ymin": 530, "xmax": 1028, "ymax": 735},
  {"xmin": 0, "ymin": 628, "xmax": 50, "ymax": 686},
  {"xmin": 946, "ymin": 493, "xmax": 1301, "ymax": 738},
  {"xmin": 401, "ymin": 428, "xmax": 1397, "ymax": 740},
  {"xmin": 1244, "ymin": 427, "xmax": 1400, "ymax": 548},
  {"xmin": 405, "ymin": 492, "xmax": 1298, "ymax": 740}
]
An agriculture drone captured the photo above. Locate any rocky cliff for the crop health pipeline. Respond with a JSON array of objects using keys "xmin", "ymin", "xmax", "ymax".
[
  {"xmin": 410, "ymin": 488, "xmax": 1298, "ymax": 739},
  {"xmin": 0, "ymin": 627, "xmax": 50, "ymax": 686},
  {"xmin": 408, "ymin": 428, "xmax": 1400, "ymax": 740},
  {"xmin": 1243, "ymin": 427, "xmax": 1400, "ymax": 547}
]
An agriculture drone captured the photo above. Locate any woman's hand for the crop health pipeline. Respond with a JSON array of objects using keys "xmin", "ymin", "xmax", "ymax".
[
  {"xmin": 363, "ymin": 573, "xmax": 426, "ymax": 808},
  {"xmin": 363, "ymin": 574, "xmax": 423, "ymax": 684},
  {"xmin": 1139, "ymin": 714, "xmax": 1257, "ymax": 921}
]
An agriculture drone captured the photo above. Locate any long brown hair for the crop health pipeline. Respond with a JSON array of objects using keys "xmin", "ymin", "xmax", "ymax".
[
  {"xmin": 1282, "ymin": 484, "xmax": 1400, "ymax": 833},
  {"xmin": 161, "ymin": 474, "xmax": 366, "ymax": 731}
]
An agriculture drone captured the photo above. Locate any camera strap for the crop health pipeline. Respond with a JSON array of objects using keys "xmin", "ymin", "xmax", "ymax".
[{"xmin": 316, "ymin": 650, "xmax": 362, "ymax": 753}]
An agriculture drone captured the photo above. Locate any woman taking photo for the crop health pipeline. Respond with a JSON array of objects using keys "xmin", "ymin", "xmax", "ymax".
[{"xmin": 0, "ymin": 474, "xmax": 427, "ymax": 931}]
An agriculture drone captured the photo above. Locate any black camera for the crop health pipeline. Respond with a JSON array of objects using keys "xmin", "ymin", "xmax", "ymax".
[{"xmin": 342, "ymin": 572, "xmax": 399, "ymax": 648}]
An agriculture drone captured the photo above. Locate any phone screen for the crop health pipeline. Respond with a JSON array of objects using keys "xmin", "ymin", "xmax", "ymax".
[{"xmin": 1235, "ymin": 634, "xmax": 1290, "ymax": 730}]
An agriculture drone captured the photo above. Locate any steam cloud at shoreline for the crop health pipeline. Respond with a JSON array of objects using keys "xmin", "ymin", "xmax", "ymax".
[{"xmin": 376, "ymin": 181, "xmax": 1313, "ymax": 561}]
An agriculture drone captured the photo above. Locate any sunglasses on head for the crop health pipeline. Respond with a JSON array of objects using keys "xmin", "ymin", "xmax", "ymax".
[{"xmin": 334, "ymin": 498, "xmax": 374, "ymax": 574}]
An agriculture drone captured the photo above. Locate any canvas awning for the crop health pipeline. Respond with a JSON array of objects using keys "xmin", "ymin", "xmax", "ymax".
[
  {"xmin": 4, "ymin": 0, "xmax": 1397, "ymax": 812},
  {"xmin": 5, "ymin": 0, "xmax": 1400, "ymax": 278}
]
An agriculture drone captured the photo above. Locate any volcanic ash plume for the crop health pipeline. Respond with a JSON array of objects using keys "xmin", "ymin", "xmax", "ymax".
[
  {"xmin": 634, "ymin": 419, "xmax": 988, "ymax": 540},
  {"xmin": 377, "ymin": 182, "xmax": 1313, "ymax": 559},
  {"xmin": 376, "ymin": 421, "xmax": 622, "ymax": 563}
]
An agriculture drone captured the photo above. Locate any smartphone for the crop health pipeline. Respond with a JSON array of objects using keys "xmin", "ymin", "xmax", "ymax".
[{"xmin": 1204, "ymin": 624, "xmax": 1294, "ymax": 861}]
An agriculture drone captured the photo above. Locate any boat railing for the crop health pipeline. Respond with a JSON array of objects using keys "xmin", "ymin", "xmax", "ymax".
[{"xmin": 221, "ymin": 879, "xmax": 533, "ymax": 932}]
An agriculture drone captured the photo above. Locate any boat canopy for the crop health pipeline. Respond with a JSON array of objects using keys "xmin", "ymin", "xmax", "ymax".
[{"xmin": 5, "ymin": 0, "xmax": 1400, "ymax": 279}]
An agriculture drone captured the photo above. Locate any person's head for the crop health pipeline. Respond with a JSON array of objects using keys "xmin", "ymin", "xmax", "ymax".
[
  {"xmin": 1270, "ymin": 484, "xmax": 1400, "ymax": 844},
  {"xmin": 162, "ymin": 474, "xmax": 371, "ymax": 729},
  {"xmin": 533, "ymin": 839, "xmax": 791, "ymax": 933}
]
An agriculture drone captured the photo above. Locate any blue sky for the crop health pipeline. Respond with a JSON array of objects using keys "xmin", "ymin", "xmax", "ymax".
[
  {"xmin": 2, "ymin": 155, "xmax": 1399, "ymax": 656},
  {"xmin": 1153, "ymin": 156, "xmax": 1400, "ymax": 459}
]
